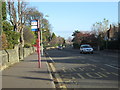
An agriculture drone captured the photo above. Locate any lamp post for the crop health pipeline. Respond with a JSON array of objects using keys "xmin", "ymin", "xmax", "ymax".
[
  {"xmin": 41, "ymin": 25, "xmax": 43, "ymax": 56},
  {"xmin": 41, "ymin": 15, "xmax": 49, "ymax": 56}
]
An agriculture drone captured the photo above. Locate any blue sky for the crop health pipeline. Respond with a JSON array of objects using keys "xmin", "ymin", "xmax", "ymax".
[{"xmin": 28, "ymin": 2, "xmax": 118, "ymax": 39}]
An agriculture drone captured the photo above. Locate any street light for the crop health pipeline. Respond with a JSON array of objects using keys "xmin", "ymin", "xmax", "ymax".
[
  {"xmin": 41, "ymin": 28, "xmax": 46, "ymax": 56},
  {"xmin": 41, "ymin": 15, "xmax": 49, "ymax": 56}
]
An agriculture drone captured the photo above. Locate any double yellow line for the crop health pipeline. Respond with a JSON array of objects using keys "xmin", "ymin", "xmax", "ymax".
[{"xmin": 45, "ymin": 51, "xmax": 67, "ymax": 89}]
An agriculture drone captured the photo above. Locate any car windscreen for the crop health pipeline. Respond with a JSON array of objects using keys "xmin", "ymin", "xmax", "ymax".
[{"xmin": 81, "ymin": 46, "xmax": 91, "ymax": 48}]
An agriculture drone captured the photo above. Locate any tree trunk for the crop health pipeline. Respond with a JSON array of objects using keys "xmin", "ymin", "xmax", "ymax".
[{"xmin": 20, "ymin": 26, "xmax": 24, "ymax": 47}]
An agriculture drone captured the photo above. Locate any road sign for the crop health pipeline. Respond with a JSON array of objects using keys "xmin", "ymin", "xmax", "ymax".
[{"xmin": 31, "ymin": 20, "xmax": 39, "ymax": 31}]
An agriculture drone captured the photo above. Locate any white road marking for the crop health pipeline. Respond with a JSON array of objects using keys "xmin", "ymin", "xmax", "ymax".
[
  {"xmin": 69, "ymin": 69, "xmax": 73, "ymax": 72},
  {"xmin": 77, "ymin": 73, "xmax": 85, "ymax": 79},
  {"xmin": 79, "ymin": 68, "xmax": 84, "ymax": 71},
  {"xmin": 46, "ymin": 52, "xmax": 55, "ymax": 63},
  {"xmin": 71, "ymin": 68, "xmax": 77, "ymax": 71},
  {"xmin": 105, "ymin": 64, "xmax": 119, "ymax": 70},
  {"xmin": 72, "ymin": 77, "xmax": 76, "ymax": 79},
  {"xmin": 48, "ymin": 56, "xmax": 55, "ymax": 63},
  {"xmin": 106, "ymin": 72, "xmax": 111, "ymax": 74},
  {"xmin": 62, "ymin": 69, "xmax": 66, "ymax": 72},
  {"xmin": 100, "ymin": 68, "xmax": 106, "ymax": 71},
  {"xmin": 111, "ymin": 72, "xmax": 119, "ymax": 76},
  {"xmin": 91, "ymin": 68, "xmax": 95, "ymax": 71},
  {"xmin": 86, "ymin": 73, "xmax": 103, "ymax": 78},
  {"xmin": 97, "ymin": 72, "xmax": 108, "ymax": 77}
]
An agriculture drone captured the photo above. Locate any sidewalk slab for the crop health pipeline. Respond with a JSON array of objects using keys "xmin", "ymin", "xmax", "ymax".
[{"xmin": 2, "ymin": 52, "xmax": 55, "ymax": 88}]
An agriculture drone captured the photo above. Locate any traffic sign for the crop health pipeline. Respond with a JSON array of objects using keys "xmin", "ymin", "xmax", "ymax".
[{"xmin": 31, "ymin": 20, "xmax": 39, "ymax": 31}]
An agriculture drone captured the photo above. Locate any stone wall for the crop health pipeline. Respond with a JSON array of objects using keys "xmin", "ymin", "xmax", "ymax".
[{"xmin": 0, "ymin": 46, "xmax": 36, "ymax": 70}]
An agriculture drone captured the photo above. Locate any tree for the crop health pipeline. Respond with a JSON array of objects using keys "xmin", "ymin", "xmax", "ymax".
[
  {"xmin": 0, "ymin": 0, "xmax": 2, "ymax": 49},
  {"xmin": 3, "ymin": 21, "xmax": 13, "ymax": 31},
  {"xmin": 49, "ymin": 33, "xmax": 57, "ymax": 46},
  {"xmin": 91, "ymin": 18, "xmax": 109, "ymax": 50},
  {"xmin": 25, "ymin": 7, "xmax": 52, "ymax": 47},
  {"xmin": 91, "ymin": 18, "xmax": 109, "ymax": 38},
  {"xmin": 7, "ymin": 0, "xmax": 28, "ymax": 47},
  {"xmin": 23, "ymin": 26, "xmax": 36, "ymax": 47},
  {"xmin": 72, "ymin": 30, "xmax": 97, "ymax": 49},
  {"xmin": 5, "ymin": 31, "xmax": 20, "ymax": 49},
  {"xmin": 1, "ymin": 32, "xmax": 8, "ymax": 49},
  {"xmin": 2, "ymin": 20, "xmax": 20, "ymax": 49},
  {"xmin": 25, "ymin": 7, "xmax": 43, "ymax": 26},
  {"xmin": 72, "ymin": 30, "xmax": 80, "ymax": 36},
  {"xmin": 41, "ymin": 18, "xmax": 52, "ymax": 46},
  {"xmin": 51, "ymin": 33, "xmax": 56, "ymax": 39},
  {"xmin": 2, "ymin": 1, "xmax": 6, "ymax": 20}
]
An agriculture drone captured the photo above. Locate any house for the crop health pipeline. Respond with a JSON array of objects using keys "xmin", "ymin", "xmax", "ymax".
[{"xmin": 107, "ymin": 24, "xmax": 119, "ymax": 41}]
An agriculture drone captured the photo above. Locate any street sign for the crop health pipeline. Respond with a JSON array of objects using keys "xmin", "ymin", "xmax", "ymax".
[
  {"xmin": 31, "ymin": 21, "xmax": 38, "ymax": 26},
  {"xmin": 31, "ymin": 20, "xmax": 39, "ymax": 31}
]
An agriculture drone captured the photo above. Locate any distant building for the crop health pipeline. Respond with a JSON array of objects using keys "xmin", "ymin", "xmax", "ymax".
[{"xmin": 106, "ymin": 24, "xmax": 119, "ymax": 41}]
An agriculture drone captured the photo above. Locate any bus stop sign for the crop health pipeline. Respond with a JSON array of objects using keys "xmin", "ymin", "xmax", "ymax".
[{"xmin": 31, "ymin": 20, "xmax": 39, "ymax": 31}]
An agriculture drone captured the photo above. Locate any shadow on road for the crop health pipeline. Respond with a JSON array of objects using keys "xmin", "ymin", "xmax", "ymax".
[{"xmin": 20, "ymin": 76, "xmax": 53, "ymax": 81}]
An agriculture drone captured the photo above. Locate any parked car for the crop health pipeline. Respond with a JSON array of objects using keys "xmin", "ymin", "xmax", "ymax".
[
  {"xmin": 80, "ymin": 44, "xmax": 93, "ymax": 54},
  {"xmin": 58, "ymin": 46, "xmax": 63, "ymax": 50}
]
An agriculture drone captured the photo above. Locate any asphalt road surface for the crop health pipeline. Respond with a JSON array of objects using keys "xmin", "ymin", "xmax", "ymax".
[{"xmin": 46, "ymin": 48, "xmax": 119, "ymax": 88}]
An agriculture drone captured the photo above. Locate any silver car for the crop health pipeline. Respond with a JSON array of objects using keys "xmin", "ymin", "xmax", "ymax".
[{"xmin": 80, "ymin": 44, "xmax": 93, "ymax": 54}]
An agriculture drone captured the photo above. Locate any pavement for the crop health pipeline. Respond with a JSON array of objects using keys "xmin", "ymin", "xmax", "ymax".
[{"xmin": 2, "ymin": 52, "xmax": 55, "ymax": 88}]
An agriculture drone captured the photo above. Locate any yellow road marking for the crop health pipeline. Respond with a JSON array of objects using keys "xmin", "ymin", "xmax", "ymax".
[
  {"xmin": 49, "ymin": 63, "xmax": 56, "ymax": 72},
  {"xmin": 49, "ymin": 63, "xmax": 67, "ymax": 88}
]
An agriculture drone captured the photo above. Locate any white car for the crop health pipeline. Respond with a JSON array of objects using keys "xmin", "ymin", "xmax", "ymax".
[{"xmin": 80, "ymin": 44, "xmax": 93, "ymax": 54}]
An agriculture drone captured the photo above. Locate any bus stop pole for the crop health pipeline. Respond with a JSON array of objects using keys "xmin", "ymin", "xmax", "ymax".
[{"xmin": 37, "ymin": 20, "xmax": 41, "ymax": 68}]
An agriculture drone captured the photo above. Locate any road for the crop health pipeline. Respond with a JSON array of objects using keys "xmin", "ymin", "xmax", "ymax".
[{"xmin": 45, "ymin": 48, "xmax": 119, "ymax": 88}]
